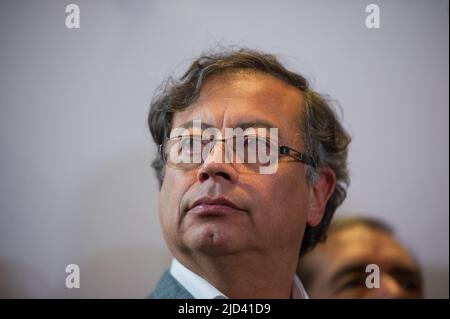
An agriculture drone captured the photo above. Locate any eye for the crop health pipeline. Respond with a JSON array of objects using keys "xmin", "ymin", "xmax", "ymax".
[
  {"xmin": 175, "ymin": 137, "xmax": 188, "ymax": 153},
  {"xmin": 178, "ymin": 136, "xmax": 201, "ymax": 154},
  {"xmin": 335, "ymin": 274, "xmax": 367, "ymax": 293},
  {"xmin": 394, "ymin": 274, "xmax": 421, "ymax": 292},
  {"xmin": 244, "ymin": 135, "xmax": 258, "ymax": 148},
  {"xmin": 341, "ymin": 277, "xmax": 365, "ymax": 290}
]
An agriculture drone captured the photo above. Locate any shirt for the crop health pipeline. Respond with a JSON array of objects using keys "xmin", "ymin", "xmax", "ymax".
[{"xmin": 169, "ymin": 258, "xmax": 309, "ymax": 299}]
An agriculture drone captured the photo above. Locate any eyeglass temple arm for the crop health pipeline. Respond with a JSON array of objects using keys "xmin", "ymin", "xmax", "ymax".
[{"xmin": 279, "ymin": 146, "xmax": 316, "ymax": 168}]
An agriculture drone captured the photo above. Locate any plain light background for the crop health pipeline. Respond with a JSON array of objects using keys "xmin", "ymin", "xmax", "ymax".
[{"xmin": 0, "ymin": 0, "xmax": 448, "ymax": 298}]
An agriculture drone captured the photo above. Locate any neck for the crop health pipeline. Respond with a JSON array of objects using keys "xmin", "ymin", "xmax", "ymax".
[{"xmin": 174, "ymin": 250, "xmax": 299, "ymax": 298}]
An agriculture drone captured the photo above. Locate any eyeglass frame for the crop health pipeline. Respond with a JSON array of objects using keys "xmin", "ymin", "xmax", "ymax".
[{"xmin": 158, "ymin": 135, "xmax": 317, "ymax": 170}]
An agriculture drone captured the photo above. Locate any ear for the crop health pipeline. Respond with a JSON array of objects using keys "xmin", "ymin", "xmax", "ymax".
[{"xmin": 307, "ymin": 167, "xmax": 336, "ymax": 227}]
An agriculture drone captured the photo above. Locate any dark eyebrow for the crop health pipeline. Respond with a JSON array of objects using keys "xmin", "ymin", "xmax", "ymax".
[
  {"xmin": 234, "ymin": 120, "xmax": 278, "ymax": 131},
  {"xmin": 329, "ymin": 262, "xmax": 422, "ymax": 291},
  {"xmin": 175, "ymin": 120, "xmax": 279, "ymax": 132},
  {"xmin": 390, "ymin": 265, "xmax": 420, "ymax": 277},
  {"xmin": 390, "ymin": 265, "xmax": 422, "ymax": 285},
  {"xmin": 176, "ymin": 121, "xmax": 214, "ymax": 130}
]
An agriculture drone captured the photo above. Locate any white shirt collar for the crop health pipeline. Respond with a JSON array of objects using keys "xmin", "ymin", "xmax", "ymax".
[
  {"xmin": 169, "ymin": 258, "xmax": 309, "ymax": 299},
  {"xmin": 170, "ymin": 258, "xmax": 226, "ymax": 299},
  {"xmin": 292, "ymin": 273, "xmax": 309, "ymax": 299}
]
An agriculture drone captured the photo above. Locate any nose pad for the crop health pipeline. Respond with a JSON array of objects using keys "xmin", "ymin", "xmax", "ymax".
[
  {"xmin": 204, "ymin": 140, "xmax": 225, "ymax": 163},
  {"xmin": 197, "ymin": 140, "xmax": 239, "ymax": 183}
]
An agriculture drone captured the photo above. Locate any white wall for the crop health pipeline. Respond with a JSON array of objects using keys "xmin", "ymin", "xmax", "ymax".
[{"xmin": 0, "ymin": 0, "xmax": 448, "ymax": 298}]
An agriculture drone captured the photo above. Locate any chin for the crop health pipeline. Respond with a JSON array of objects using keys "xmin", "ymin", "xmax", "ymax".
[{"xmin": 186, "ymin": 225, "xmax": 244, "ymax": 257}]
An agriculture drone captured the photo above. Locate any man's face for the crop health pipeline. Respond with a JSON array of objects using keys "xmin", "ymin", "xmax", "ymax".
[
  {"xmin": 300, "ymin": 224, "xmax": 423, "ymax": 298},
  {"xmin": 158, "ymin": 72, "xmax": 325, "ymax": 259}
]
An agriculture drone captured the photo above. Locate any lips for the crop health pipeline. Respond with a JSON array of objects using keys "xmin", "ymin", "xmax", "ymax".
[{"xmin": 187, "ymin": 197, "xmax": 244, "ymax": 216}]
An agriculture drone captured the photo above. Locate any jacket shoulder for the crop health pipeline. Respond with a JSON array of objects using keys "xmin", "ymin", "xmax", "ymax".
[{"xmin": 148, "ymin": 270, "xmax": 194, "ymax": 299}]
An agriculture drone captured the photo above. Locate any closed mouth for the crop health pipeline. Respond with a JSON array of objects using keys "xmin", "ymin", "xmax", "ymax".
[{"xmin": 187, "ymin": 197, "xmax": 244, "ymax": 215}]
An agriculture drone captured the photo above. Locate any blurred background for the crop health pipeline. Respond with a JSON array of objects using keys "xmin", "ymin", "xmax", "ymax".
[{"xmin": 0, "ymin": 0, "xmax": 448, "ymax": 298}]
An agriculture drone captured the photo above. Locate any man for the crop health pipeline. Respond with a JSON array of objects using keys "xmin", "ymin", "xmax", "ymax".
[
  {"xmin": 147, "ymin": 48, "xmax": 351, "ymax": 298},
  {"xmin": 297, "ymin": 217, "xmax": 423, "ymax": 298}
]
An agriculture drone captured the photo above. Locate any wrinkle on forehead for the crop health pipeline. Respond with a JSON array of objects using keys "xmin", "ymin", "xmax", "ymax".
[{"xmin": 171, "ymin": 72, "xmax": 305, "ymax": 146}]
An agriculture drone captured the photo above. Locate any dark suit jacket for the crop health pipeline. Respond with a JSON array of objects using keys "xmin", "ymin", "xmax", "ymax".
[{"xmin": 148, "ymin": 270, "xmax": 195, "ymax": 299}]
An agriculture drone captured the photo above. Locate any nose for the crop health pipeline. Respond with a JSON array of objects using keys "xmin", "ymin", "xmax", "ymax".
[
  {"xmin": 372, "ymin": 275, "xmax": 407, "ymax": 299},
  {"xmin": 197, "ymin": 141, "xmax": 239, "ymax": 184}
]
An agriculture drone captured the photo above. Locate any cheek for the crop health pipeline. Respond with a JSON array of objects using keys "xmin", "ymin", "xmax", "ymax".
[
  {"xmin": 252, "ymin": 168, "xmax": 310, "ymax": 231},
  {"xmin": 159, "ymin": 169, "xmax": 191, "ymax": 228},
  {"xmin": 273, "ymin": 168, "xmax": 309, "ymax": 210}
]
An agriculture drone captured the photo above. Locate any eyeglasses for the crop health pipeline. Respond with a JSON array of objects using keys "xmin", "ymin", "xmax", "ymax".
[{"xmin": 159, "ymin": 134, "xmax": 316, "ymax": 174}]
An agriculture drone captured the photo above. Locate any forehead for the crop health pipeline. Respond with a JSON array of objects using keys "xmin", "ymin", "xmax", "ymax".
[
  {"xmin": 325, "ymin": 225, "xmax": 417, "ymax": 268},
  {"xmin": 171, "ymin": 71, "xmax": 305, "ymax": 132}
]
